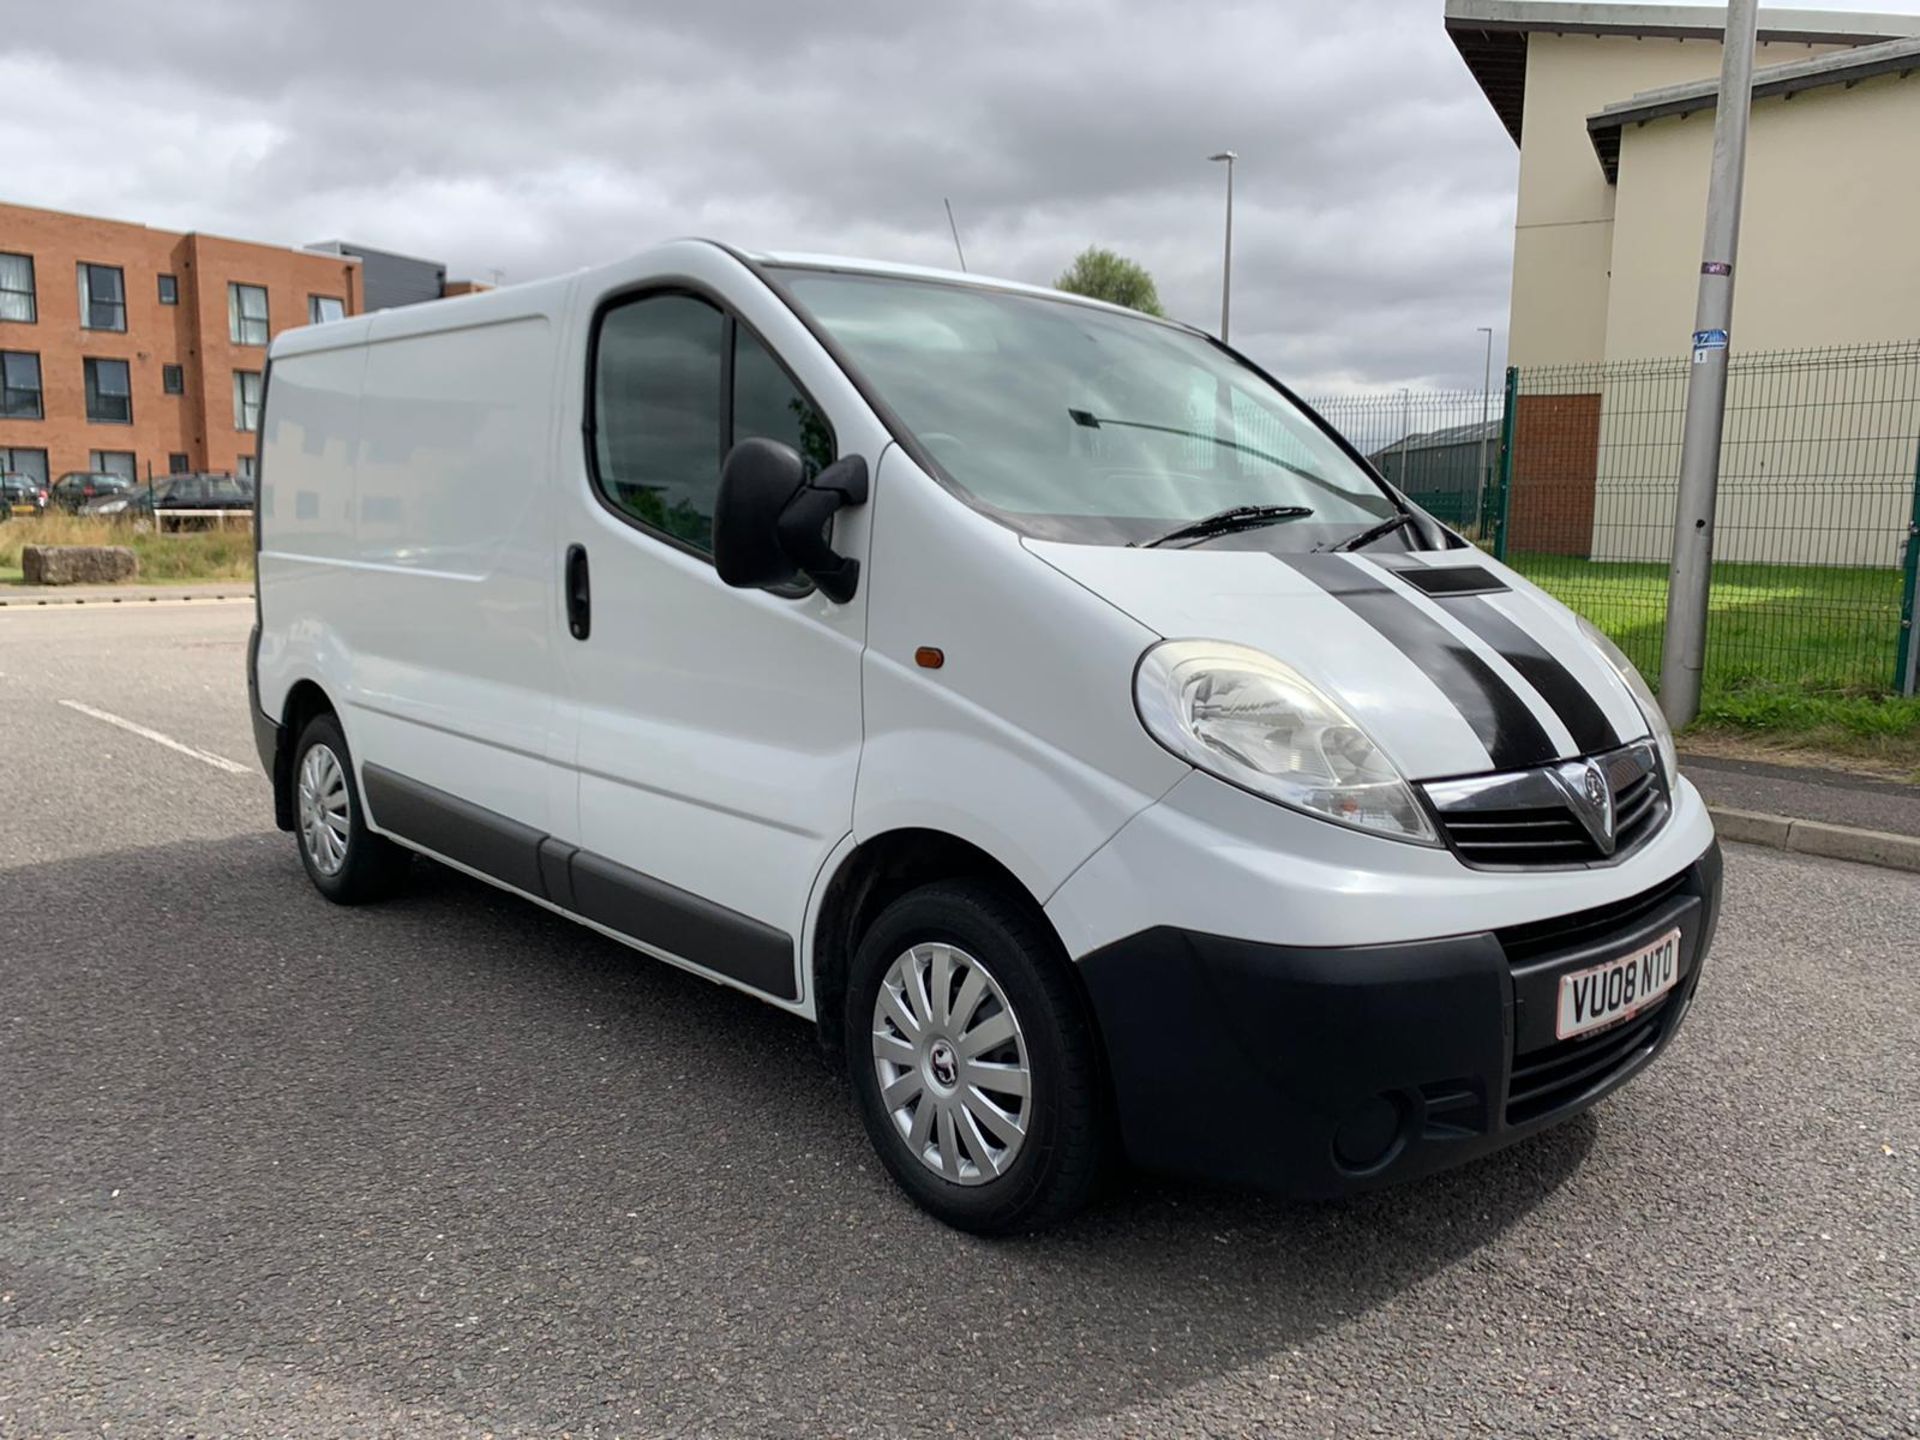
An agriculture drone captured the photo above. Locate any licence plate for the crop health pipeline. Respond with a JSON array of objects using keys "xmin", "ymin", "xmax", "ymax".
[{"xmin": 1556, "ymin": 928, "xmax": 1681, "ymax": 1040}]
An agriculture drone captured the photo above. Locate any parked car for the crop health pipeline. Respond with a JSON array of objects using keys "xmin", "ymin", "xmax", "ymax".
[
  {"xmin": 49, "ymin": 471, "xmax": 133, "ymax": 513},
  {"xmin": 81, "ymin": 473, "xmax": 252, "ymax": 521},
  {"xmin": 251, "ymin": 241, "xmax": 1720, "ymax": 1234},
  {"xmin": 1, "ymin": 472, "xmax": 46, "ymax": 519}
]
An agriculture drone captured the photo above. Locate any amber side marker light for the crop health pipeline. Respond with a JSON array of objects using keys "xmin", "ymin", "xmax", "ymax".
[{"xmin": 915, "ymin": 646, "xmax": 945, "ymax": 670}]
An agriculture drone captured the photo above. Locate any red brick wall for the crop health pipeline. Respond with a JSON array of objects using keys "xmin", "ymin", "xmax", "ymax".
[
  {"xmin": 1509, "ymin": 393, "xmax": 1601, "ymax": 556},
  {"xmin": 0, "ymin": 201, "xmax": 361, "ymax": 483}
]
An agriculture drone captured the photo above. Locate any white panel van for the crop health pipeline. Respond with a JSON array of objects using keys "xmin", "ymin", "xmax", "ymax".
[{"xmin": 250, "ymin": 241, "xmax": 1721, "ymax": 1233}]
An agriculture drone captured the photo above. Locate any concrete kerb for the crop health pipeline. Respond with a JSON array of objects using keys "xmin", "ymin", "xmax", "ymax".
[
  {"xmin": 1710, "ymin": 806, "xmax": 1920, "ymax": 874},
  {"xmin": 0, "ymin": 585, "xmax": 252, "ymax": 608}
]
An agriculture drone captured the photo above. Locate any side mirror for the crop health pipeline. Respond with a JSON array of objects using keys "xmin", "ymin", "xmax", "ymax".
[{"xmin": 713, "ymin": 439, "xmax": 868, "ymax": 603}]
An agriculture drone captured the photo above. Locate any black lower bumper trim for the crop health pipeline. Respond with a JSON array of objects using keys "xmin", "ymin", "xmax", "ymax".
[
  {"xmin": 247, "ymin": 624, "xmax": 291, "ymax": 831},
  {"xmin": 1077, "ymin": 843, "xmax": 1722, "ymax": 1198}
]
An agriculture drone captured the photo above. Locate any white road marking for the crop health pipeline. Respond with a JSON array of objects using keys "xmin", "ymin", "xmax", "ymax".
[{"xmin": 57, "ymin": 700, "xmax": 254, "ymax": 775}]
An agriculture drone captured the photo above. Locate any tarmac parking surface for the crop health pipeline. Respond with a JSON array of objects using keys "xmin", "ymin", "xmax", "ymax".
[{"xmin": 2, "ymin": 602, "xmax": 1915, "ymax": 1438}]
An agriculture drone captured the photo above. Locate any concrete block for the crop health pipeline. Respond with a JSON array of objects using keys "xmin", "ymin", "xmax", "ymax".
[{"xmin": 20, "ymin": 545, "xmax": 139, "ymax": 585}]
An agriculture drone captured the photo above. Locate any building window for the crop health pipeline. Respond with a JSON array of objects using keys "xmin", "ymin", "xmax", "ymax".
[
  {"xmin": 78, "ymin": 263, "xmax": 127, "ymax": 331},
  {"xmin": 163, "ymin": 364, "xmax": 184, "ymax": 395},
  {"xmin": 233, "ymin": 369, "xmax": 262, "ymax": 431},
  {"xmin": 168, "ymin": 452, "xmax": 190, "ymax": 474},
  {"xmin": 89, "ymin": 450, "xmax": 137, "ymax": 483},
  {"xmin": 0, "ymin": 447, "xmax": 49, "ymax": 487},
  {"xmin": 84, "ymin": 357, "xmax": 133, "ymax": 423},
  {"xmin": 1, "ymin": 351, "xmax": 42, "ymax": 419},
  {"xmin": 308, "ymin": 294, "xmax": 346, "ymax": 325},
  {"xmin": 238, "ymin": 454, "xmax": 257, "ymax": 482},
  {"xmin": 228, "ymin": 283, "xmax": 269, "ymax": 345},
  {"xmin": 158, "ymin": 274, "xmax": 179, "ymax": 305},
  {"xmin": 0, "ymin": 253, "xmax": 35, "ymax": 324}
]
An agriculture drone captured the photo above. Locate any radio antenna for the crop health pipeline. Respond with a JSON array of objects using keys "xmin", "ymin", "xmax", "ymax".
[{"xmin": 943, "ymin": 198, "xmax": 968, "ymax": 272}]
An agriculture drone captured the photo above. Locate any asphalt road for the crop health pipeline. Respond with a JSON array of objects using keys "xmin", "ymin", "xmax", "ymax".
[{"xmin": 2, "ymin": 602, "xmax": 1916, "ymax": 1439}]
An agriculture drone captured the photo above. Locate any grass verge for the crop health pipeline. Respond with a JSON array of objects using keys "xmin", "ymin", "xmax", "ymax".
[
  {"xmin": 1510, "ymin": 552, "xmax": 1905, "ymax": 698},
  {"xmin": 0, "ymin": 514, "xmax": 255, "ymax": 583},
  {"xmin": 1511, "ymin": 552, "xmax": 1920, "ymax": 777},
  {"xmin": 1687, "ymin": 690, "xmax": 1920, "ymax": 780}
]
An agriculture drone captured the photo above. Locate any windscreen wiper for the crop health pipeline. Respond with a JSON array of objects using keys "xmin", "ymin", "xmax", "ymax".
[
  {"xmin": 1069, "ymin": 408, "xmax": 1328, "ymax": 487},
  {"xmin": 1319, "ymin": 511, "xmax": 1417, "ymax": 553},
  {"xmin": 1133, "ymin": 503, "xmax": 1316, "ymax": 550}
]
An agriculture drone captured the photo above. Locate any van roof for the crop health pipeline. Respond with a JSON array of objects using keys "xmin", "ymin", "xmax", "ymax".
[
  {"xmin": 745, "ymin": 247, "xmax": 1190, "ymax": 327},
  {"xmin": 269, "ymin": 239, "xmax": 1195, "ymax": 362}
]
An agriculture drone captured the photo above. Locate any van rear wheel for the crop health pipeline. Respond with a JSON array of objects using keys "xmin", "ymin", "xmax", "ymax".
[
  {"xmin": 292, "ymin": 713, "xmax": 410, "ymax": 904},
  {"xmin": 846, "ymin": 880, "xmax": 1110, "ymax": 1234}
]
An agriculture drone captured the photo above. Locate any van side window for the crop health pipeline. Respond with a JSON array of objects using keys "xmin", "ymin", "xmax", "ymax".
[
  {"xmin": 732, "ymin": 326, "xmax": 834, "ymax": 480},
  {"xmin": 593, "ymin": 293, "xmax": 728, "ymax": 550},
  {"xmin": 591, "ymin": 292, "xmax": 836, "ymax": 555}
]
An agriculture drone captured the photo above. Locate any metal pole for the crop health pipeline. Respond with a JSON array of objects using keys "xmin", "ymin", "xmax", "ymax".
[
  {"xmin": 1477, "ymin": 326, "xmax": 1494, "ymax": 523},
  {"xmin": 1896, "ymin": 437, "xmax": 1920, "ymax": 696},
  {"xmin": 943, "ymin": 198, "xmax": 968, "ymax": 272},
  {"xmin": 1494, "ymin": 365, "xmax": 1518, "ymax": 560},
  {"xmin": 1659, "ymin": 0, "xmax": 1759, "ymax": 727},
  {"xmin": 1209, "ymin": 151, "xmax": 1236, "ymax": 341},
  {"xmin": 1398, "ymin": 388, "xmax": 1411, "ymax": 489}
]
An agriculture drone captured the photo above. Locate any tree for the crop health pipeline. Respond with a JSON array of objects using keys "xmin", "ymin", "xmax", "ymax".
[{"xmin": 1054, "ymin": 247, "xmax": 1165, "ymax": 317}]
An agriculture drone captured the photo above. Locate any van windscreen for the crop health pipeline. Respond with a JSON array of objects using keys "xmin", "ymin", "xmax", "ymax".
[{"xmin": 774, "ymin": 269, "xmax": 1399, "ymax": 548}]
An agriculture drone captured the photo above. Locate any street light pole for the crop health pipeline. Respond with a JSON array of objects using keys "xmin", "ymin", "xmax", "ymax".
[
  {"xmin": 1660, "ymin": 0, "xmax": 1759, "ymax": 728},
  {"xmin": 1209, "ymin": 151, "xmax": 1236, "ymax": 342},
  {"xmin": 1477, "ymin": 326, "xmax": 1494, "ymax": 521}
]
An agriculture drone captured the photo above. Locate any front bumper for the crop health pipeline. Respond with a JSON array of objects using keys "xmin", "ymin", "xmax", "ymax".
[{"xmin": 1078, "ymin": 842, "xmax": 1722, "ymax": 1198}]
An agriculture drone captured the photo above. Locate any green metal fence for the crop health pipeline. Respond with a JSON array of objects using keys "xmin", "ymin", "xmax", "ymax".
[
  {"xmin": 1306, "ymin": 388, "xmax": 1503, "ymax": 536},
  {"xmin": 1315, "ymin": 341, "xmax": 1920, "ymax": 700}
]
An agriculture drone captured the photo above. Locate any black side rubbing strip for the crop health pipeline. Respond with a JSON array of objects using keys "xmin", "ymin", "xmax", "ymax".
[
  {"xmin": 1438, "ymin": 596, "xmax": 1622, "ymax": 755},
  {"xmin": 569, "ymin": 851, "xmax": 798, "ymax": 1001},
  {"xmin": 1278, "ymin": 554, "xmax": 1556, "ymax": 771},
  {"xmin": 537, "ymin": 837, "xmax": 579, "ymax": 912},
  {"xmin": 359, "ymin": 764, "xmax": 798, "ymax": 1001},
  {"xmin": 362, "ymin": 764, "xmax": 551, "ymax": 899}
]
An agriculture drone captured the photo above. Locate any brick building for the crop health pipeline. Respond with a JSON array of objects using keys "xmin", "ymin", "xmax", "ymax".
[{"xmin": 0, "ymin": 201, "xmax": 365, "ymax": 490}]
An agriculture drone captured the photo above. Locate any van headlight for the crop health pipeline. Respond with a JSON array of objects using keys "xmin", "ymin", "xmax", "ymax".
[
  {"xmin": 1578, "ymin": 616, "xmax": 1678, "ymax": 783},
  {"xmin": 1134, "ymin": 639, "xmax": 1438, "ymax": 844}
]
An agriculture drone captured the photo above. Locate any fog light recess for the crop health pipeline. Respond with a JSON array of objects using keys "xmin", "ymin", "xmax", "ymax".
[{"xmin": 1332, "ymin": 1092, "xmax": 1411, "ymax": 1173}]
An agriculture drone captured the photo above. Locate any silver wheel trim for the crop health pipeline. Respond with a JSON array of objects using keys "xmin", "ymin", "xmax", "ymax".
[
  {"xmin": 297, "ymin": 742, "xmax": 351, "ymax": 877},
  {"xmin": 871, "ymin": 942, "xmax": 1032, "ymax": 1187}
]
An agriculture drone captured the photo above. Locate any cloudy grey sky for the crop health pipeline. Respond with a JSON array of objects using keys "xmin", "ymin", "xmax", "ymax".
[{"xmin": 0, "ymin": 0, "xmax": 1904, "ymax": 390}]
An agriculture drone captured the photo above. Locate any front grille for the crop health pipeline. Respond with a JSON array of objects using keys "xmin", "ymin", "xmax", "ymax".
[
  {"xmin": 1506, "ymin": 999, "xmax": 1672, "ymax": 1125},
  {"xmin": 1437, "ymin": 805, "xmax": 1594, "ymax": 865},
  {"xmin": 1495, "ymin": 870, "xmax": 1691, "ymax": 967},
  {"xmin": 1423, "ymin": 741, "xmax": 1669, "ymax": 869}
]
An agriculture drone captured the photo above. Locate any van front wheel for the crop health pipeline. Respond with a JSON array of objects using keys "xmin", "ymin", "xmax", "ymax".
[
  {"xmin": 846, "ymin": 881, "xmax": 1110, "ymax": 1234},
  {"xmin": 292, "ymin": 713, "xmax": 410, "ymax": 904}
]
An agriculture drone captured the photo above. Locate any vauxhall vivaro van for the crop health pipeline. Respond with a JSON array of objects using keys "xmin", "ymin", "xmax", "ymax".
[{"xmin": 250, "ymin": 241, "xmax": 1721, "ymax": 1233}]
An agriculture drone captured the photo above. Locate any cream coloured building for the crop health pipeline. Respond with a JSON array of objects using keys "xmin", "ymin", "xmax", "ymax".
[
  {"xmin": 1447, "ymin": 0, "xmax": 1920, "ymax": 367},
  {"xmin": 1445, "ymin": 2, "xmax": 1920, "ymax": 570}
]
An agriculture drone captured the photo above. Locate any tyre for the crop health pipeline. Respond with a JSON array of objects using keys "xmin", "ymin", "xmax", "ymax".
[
  {"xmin": 846, "ymin": 880, "xmax": 1111, "ymax": 1234},
  {"xmin": 291, "ymin": 712, "xmax": 411, "ymax": 904}
]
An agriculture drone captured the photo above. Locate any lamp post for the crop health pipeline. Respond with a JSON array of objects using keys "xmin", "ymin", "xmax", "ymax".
[
  {"xmin": 1661, "ymin": 0, "xmax": 1759, "ymax": 727},
  {"xmin": 1477, "ymin": 325, "xmax": 1494, "ymax": 521},
  {"xmin": 1208, "ymin": 151, "xmax": 1236, "ymax": 342}
]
